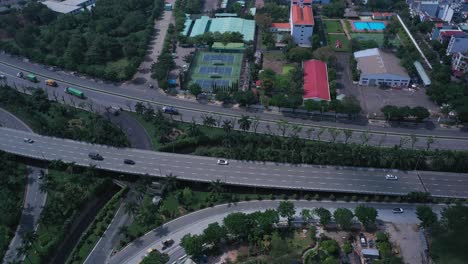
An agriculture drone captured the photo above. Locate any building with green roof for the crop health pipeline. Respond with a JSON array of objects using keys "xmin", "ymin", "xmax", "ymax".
[{"xmin": 188, "ymin": 16, "xmax": 256, "ymax": 42}]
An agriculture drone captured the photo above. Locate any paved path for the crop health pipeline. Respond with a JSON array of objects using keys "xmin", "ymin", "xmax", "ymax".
[
  {"xmin": 340, "ymin": 19, "xmax": 352, "ymax": 40},
  {"xmin": 0, "ymin": 108, "xmax": 47, "ymax": 264},
  {"xmin": 109, "ymin": 200, "xmax": 444, "ymax": 264}
]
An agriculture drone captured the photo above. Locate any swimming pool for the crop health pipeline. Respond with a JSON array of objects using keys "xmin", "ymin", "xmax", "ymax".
[{"xmin": 352, "ymin": 21, "xmax": 386, "ymax": 31}]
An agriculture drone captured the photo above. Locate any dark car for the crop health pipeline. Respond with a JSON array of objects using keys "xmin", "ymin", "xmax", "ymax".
[
  {"xmin": 88, "ymin": 152, "xmax": 104, "ymax": 160},
  {"xmin": 162, "ymin": 106, "xmax": 178, "ymax": 115},
  {"xmin": 124, "ymin": 159, "xmax": 135, "ymax": 165},
  {"xmin": 162, "ymin": 239, "xmax": 174, "ymax": 249}
]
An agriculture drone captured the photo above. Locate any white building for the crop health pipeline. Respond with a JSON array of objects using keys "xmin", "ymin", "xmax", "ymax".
[
  {"xmin": 290, "ymin": 3, "xmax": 314, "ymax": 47},
  {"xmin": 354, "ymin": 48, "xmax": 410, "ymax": 87},
  {"xmin": 42, "ymin": 0, "xmax": 96, "ymax": 14}
]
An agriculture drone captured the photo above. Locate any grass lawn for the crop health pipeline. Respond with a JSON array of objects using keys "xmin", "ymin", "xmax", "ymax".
[
  {"xmin": 350, "ymin": 33, "xmax": 400, "ymax": 46},
  {"xmin": 323, "ymin": 20, "xmax": 343, "ymax": 34},
  {"xmin": 106, "ymin": 58, "xmax": 132, "ymax": 80},
  {"xmin": 327, "ymin": 34, "xmax": 351, "ymax": 52},
  {"xmin": 282, "ymin": 64, "xmax": 295, "ymax": 74},
  {"xmin": 288, "ymin": 230, "xmax": 314, "ymax": 255}
]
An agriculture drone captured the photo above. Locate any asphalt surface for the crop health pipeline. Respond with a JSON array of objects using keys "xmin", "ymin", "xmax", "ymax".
[
  {"xmin": 1, "ymin": 54, "xmax": 468, "ymax": 150},
  {"xmin": 0, "ymin": 109, "xmax": 47, "ymax": 264},
  {"xmin": 108, "ymin": 200, "xmax": 446, "ymax": 264},
  {"xmin": 1, "ymin": 127, "xmax": 468, "ymax": 198},
  {"xmin": 104, "ymin": 111, "xmax": 153, "ymax": 150}
]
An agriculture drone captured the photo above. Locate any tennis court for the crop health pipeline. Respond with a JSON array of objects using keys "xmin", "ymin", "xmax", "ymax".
[
  {"xmin": 199, "ymin": 66, "xmax": 233, "ymax": 75},
  {"xmin": 189, "ymin": 51, "xmax": 243, "ymax": 92},
  {"xmin": 196, "ymin": 79, "xmax": 231, "ymax": 89},
  {"xmin": 203, "ymin": 54, "xmax": 235, "ymax": 64}
]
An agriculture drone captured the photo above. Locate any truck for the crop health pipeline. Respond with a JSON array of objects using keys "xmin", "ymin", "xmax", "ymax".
[
  {"xmin": 65, "ymin": 87, "xmax": 85, "ymax": 99},
  {"xmin": 45, "ymin": 79, "xmax": 58, "ymax": 87},
  {"xmin": 26, "ymin": 74, "xmax": 38, "ymax": 83}
]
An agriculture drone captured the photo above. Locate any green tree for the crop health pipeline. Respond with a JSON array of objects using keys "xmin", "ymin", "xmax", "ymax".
[
  {"xmin": 270, "ymin": 232, "xmax": 289, "ymax": 257},
  {"xmin": 238, "ymin": 115, "xmax": 251, "ymax": 131},
  {"xmin": 189, "ymin": 83, "xmax": 203, "ymax": 97},
  {"xmin": 301, "ymin": 209, "xmax": 312, "ymax": 222},
  {"xmin": 180, "ymin": 234, "xmax": 204, "ymax": 258},
  {"xmin": 223, "ymin": 212, "xmax": 249, "ymax": 239},
  {"xmin": 411, "ymin": 106, "xmax": 430, "ymax": 121},
  {"xmin": 203, "ymin": 222, "xmax": 227, "ymax": 247},
  {"xmin": 342, "ymin": 242, "xmax": 353, "ymax": 254},
  {"xmin": 354, "ymin": 205, "xmax": 378, "ymax": 229},
  {"xmin": 277, "ymin": 201, "xmax": 295, "ymax": 224},
  {"xmin": 314, "ymin": 207, "xmax": 332, "ymax": 226},
  {"xmin": 141, "ymin": 250, "xmax": 170, "ymax": 264},
  {"xmin": 416, "ymin": 205, "xmax": 438, "ymax": 229},
  {"xmin": 333, "ymin": 208, "xmax": 354, "ymax": 230},
  {"xmin": 181, "ymin": 187, "xmax": 193, "ymax": 206},
  {"xmin": 320, "ymin": 239, "xmax": 339, "ymax": 256},
  {"xmin": 209, "ymin": 179, "xmax": 224, "ymax": 197}
]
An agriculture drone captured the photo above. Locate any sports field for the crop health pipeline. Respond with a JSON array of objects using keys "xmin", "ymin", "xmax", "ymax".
[{"xmin": 189, "ymin": 51, "xmax": 243, "ymax": 92}]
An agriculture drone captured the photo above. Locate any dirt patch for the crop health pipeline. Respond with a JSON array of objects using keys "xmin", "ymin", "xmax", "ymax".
[
  {"xmin": 385, "ymin": 223, "xmax": 428, "ymax": 264},
  {"xmin": 263, "ymin": 52, "xmax": 287, "ymax": 74}
]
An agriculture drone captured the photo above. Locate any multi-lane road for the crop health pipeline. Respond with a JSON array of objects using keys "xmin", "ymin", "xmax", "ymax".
[
  {"xmin": 1, "ymin": 127, "xmax": 467, "ymax": 198},
  {"xmin": 1, "ymin": 53, "xmax": 468, "ymax": 150}
]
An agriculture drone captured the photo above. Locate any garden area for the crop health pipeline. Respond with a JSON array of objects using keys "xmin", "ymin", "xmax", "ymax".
[
  {"xmin": 327, "ymin": 34, "xmax": 351, "ymax": 52},
  {"xmin": 23, "ymin": 167, "xmax": 112, "ymax": 264},
  {"xmin": 0, "ymin": 85, "xmax": 128, "ymax": 147},
  {"xmin": 0, "ymin": 152, "xmax": 27, "ymax": 260},
  {"xmin": 323, "ymin": 20, "xmax": 344, "ymax": 33}
]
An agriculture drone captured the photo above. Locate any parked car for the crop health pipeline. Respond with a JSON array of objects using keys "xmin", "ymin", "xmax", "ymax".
[
  {"xmin": 385, "ymin": 174, "xmax": 398, "ymax": 180},
  {"xmin": 124, "ymin": 159, "xmax": 135, "ymax": 165},
  {"xmin": 359, "ymin": 233, "xmax": 367, "ymax": 247},
  {"xmin": 0, "ymin": 74, "xmax": 6, "ymax": 80},
  {"xmin": 392, "ymin": 208, "xmax": 404, "ymax": 214},
  {"xmin": 217, "ymin": 159, "xmax": 229, "ymax": 165},
  {"xmin": 88, "ymin": 152, "xmax": 103, "ymax": 160},
  {"xmin": 368, "ymin": 239, "xmax": 375, "ymax": 248},
  {"xmin": 162, "ymin": 239, "xmax": 174, "ymax": 249},
  {"xmin": 23, "ymin": 138, "xmax": 34, "ymax": 143},
  {"xmin": 162, "ymin": 106, "xmax": 178, "ymax": 115}
]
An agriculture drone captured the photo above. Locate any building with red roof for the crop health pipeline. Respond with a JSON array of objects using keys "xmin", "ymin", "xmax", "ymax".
[
  {"xmin": 291, "ymin": 4, "xmax": 314, "ymax": 47},
  {"xmin": 438, "ymin": 30, "xmax": 465, "ymax": 43},
  {"xmin": 303, "ymin": 60, "xmax": 330, "ymax": 101}
]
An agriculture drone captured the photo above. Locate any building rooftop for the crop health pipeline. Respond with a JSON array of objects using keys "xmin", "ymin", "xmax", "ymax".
[
  {"xmin": 42, "ymin": 1, "xmax": 82, "ymax": 13},
  {"xmin": 190, "ymin": 16, "xmax": 210, "ymax": 37},
  {"xmin": 362, "ymin": 248, "xmax": 380, "ymax": 257},
  {"xmin": 303, "ymin": 60, "xmax": 330, "ymax": 101},
  {"xmin": 413, "ymin": 61, "xmax": 431, "ymax": 86},
  {"xmin": 209, "ymin": 17, "xmax": 256, "ymax": 41},
  {"xmin": 291, "ymin": 5, "xmax": 314, "ymax": 25},
  {"xmin": 354, "ymin": 48, "xmax": 409, "ymax": 78},
  {"xmin": 448, "ymin": 34, "xmax": 468, "ymax": 54},
  {"xmin": 271, "ymin": 23, "xmax": 290, "ymax": 29}
]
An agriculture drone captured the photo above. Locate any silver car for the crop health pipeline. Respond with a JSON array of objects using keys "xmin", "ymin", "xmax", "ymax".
[{"xmin": 385, "ymin": 174, "xmax": 398, "ymax": 180}]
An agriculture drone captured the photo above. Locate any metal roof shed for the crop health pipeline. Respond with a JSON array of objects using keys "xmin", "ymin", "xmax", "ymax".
[{"xmin": 413, "ymin": 61, "xmax": 431, "ymax": 86}]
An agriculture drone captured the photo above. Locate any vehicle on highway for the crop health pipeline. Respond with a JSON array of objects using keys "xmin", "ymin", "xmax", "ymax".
[
  {"xmin": 124, "ymin": 159, "xmax": 135, "ymax": 165},
  {"xmin": 23, "ymin": 138, "xmax": 34, "ymax": 143},
  {"xmin": 17, "ymin": 72, "xmax": 23, "ymax": 78},
  {"xmin": 217, "ymin": 159, "xmax": 229, "ymax": 165},
  {"xmin": 392, "ymin": 208, "xmax": 404, "ymax": 213},
  {"xmin": 162, "ymin": 106, "xmax": 178, "ymax": 114},
  {"xmin": 149, "ymin": 83, "xmax": 154, "ymax": 89},
  {"xmin": 88, "ymin": 152, "xmax": 103, "ymax": 160},
  {"xmin": 0, "ymin": 74, "xmax": 6, "ymax": 80},
  {"xmin": 385, "ymin": 174, "xmax": 398, "ymax": 180},
  {"xmin": 45, "ymin": 79, "xmax": 58, "ymax": 87},
  {"xmin": 65, "ymin": 87, "xmax": 85, "ymax": 99},
  {"xmin": 26, "ymin": 74, "xmax": 38, "ymax": 83},
  {"xmin": 359, "ymin": 233, "xmax": 367, "ymax": 247},
  {"xmin": 39, "ymin": 170, "xmax": 45, "ymax": 179},
  {"xmin": 162, "ymin": 239, "xmax": 174, "ymax": 249}
]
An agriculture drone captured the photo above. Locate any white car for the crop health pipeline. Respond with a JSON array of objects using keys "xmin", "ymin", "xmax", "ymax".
[
  {"xmin": 385, "ymin": 174, "xmax": 398, "ymax": 180},
  {"xmin": 23, "ymin": 138, "xmax": 34, "ymax": 143},
  {"xmin": 217, "ymin": 159, "xmax": 229, "ymax": 165},
  {"xmin": 392, "ymin": 208, "xmax": 404, "ymax": 214}
]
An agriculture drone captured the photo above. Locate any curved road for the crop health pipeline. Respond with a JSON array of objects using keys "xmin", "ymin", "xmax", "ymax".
[
  {"xmin": 0, "ymin": 108, "xmax": 47, "ymax": 264},
  {"xmin": 1, "ymin": 54, "xmax": 468, "ymax": 150},
  {"xmin": 108, "ymin": 200, "xmax": 444, "ymax": 264},
  {"xmin": 1, "ymin": 127, "xmax": 467, "ymax": 198}
]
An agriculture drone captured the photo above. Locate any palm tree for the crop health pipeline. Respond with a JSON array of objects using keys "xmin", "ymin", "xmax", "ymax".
[
  {"xmin": 252, "ymin": 116, "xmax": 260, "ymax": 133},
  {"xmin": 276, "ymin": 120, "xmax": 289, "ymax": 137},
  {"xmin": 209, "ymin": 179, "xmax": 224, "ymax": 197},
  {"xmin": 202, "ymin": 115, "xmax": 216, "ymax": 127},
  {"xmin": 163, "ymin": 173, "xmax": 178, "ymax": 193},
  {"xmin": 425, "ymin": 136, "xmax": 435, "ymax": 151},
  {"xmin": 222, "ymin": 119, "xmax": 233, "ymax": 134},
  {"xmin": 343, "ymin": 129, "xmax": 353, "ymax": 144},
  {"xmin": 238, "ymin": 115, "xmax": 251, "ymax": 132}
]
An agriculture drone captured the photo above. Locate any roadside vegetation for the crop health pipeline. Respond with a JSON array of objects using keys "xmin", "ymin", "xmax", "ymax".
[
  {"xmin": 0, "ymin": 0, "xmax": 165, "ymax": 81},
  {"xmin": 0, "ymin": 152, "xmax": 27, "ymax": 260},
  {"xmin": 141, "ymin": 250, "xmax": 169, "ymax": 264},
  {"xmin": 130, "ymin": 107, "xmax": 468, "ymax": 173},
  {"xmin": 0, "ymin": 85, "xmax": 128, "ymax": 147},
  {"xmin": 67, "ymin": 186, "xmax": 128, "ymax": 264},
  {"xmin": 417, "ymin": 204, "xmax": 468, "ymax": 264},
  {"xmin": 23, "ymin": 166, "xmax": 112, "ymax": 264}
]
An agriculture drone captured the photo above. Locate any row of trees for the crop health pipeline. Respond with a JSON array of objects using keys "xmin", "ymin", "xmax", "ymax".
[
  {"xmin": 416, "ymin": 204, "xmax": 468, "ymax": 263},
  {"xmin": 0, "ymin": 152, "xmax": 27, "ymax": 260},
  {"xmin": 0, "ymin": 86, "xmax": 128, "ymax": 147},
  {"xmin": 0, "ymin": 0, "xmax": 165, "ymax": 81},
  {"xmin": 301, "ymin": 204, "xmax": 378, "ymax": 230},
  {"xmin": 381, "ymin": 105, "xmax": 430, "ymax": 121}
]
